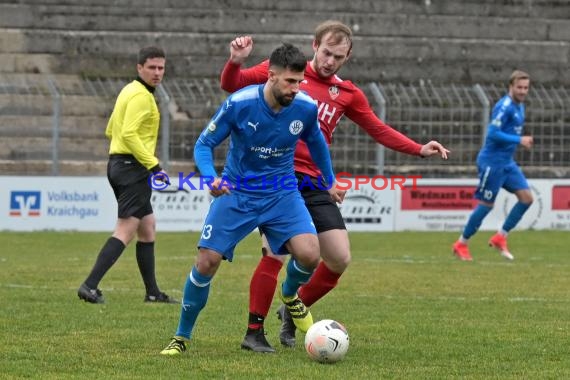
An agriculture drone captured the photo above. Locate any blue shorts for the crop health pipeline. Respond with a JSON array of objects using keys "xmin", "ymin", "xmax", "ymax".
[
  {"xmin": 197, "ymin": 191, "xmax": 316, "ymax": 261},
  {"xmin": 474, "ymin": 162, "xmax": 529, "ymax": 203}
]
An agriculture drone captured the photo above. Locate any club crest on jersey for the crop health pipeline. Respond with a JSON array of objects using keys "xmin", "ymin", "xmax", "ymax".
[
  {"xmin": 206, "ymin": 122, "xmax": 216, "ymax": 133},
  {"xmin": 289, "ymin": 120, "xmax": 304, "ymax": 135},
  {"xmin": 328, "ymin": 85, "xmax": 340, "ymax": 100}
]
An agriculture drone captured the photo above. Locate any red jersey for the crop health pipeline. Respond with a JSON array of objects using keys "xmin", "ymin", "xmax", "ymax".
[{"xmin": 221, "ymin": 60, "xmax": 422, "ymax": 177}]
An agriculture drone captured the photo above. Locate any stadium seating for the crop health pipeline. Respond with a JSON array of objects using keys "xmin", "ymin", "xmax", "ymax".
[
  {"xmin": 1, "ymin": 0, "xmax": 569, "ymax": 81},
  {"xmin": 0, "ymin": 0, "xmax": 568, "ymax": 175}
]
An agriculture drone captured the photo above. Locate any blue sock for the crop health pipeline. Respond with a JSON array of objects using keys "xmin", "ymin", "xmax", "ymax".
[
  {"xmin": 175, "ymin": 266, "xmax": 212, "ymax": 340},
  {"xmin": 462, "ymin": 204, "xmax": 493, "ymax": 240},
  {"xmin": 502, "ymin": 202, "xmax": 531, "ymax": 233},
  {"xmin": 281, "ymin": 258, "xmax": 314, "ymax": 298}
]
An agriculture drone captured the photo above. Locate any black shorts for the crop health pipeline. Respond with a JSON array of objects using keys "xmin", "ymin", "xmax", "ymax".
[
  {"xmin": 107, "ymin": 154, "xmax": 153, "ymax": 219},
  {"xmin": 296, "ymin": 172, "xmax": 346, "ymax": 233}
]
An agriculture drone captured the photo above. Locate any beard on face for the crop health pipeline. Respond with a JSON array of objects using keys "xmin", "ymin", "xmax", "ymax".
[
  {"xmin": 273, "ymin": 87, "xmax": 295, "ymax": 107},
  {"xmin": 314, "ymin": 57, "xmax": 339, "ymax": 78}
]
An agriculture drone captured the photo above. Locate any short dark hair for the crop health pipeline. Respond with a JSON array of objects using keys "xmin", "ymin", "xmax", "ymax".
[
  {"xmin": 269, "ymin": 43, "xmax": 306, "ymax": 72},
  {"xmin": 138, "ymin": 46, "xmax": 166, "ymax": 65}
]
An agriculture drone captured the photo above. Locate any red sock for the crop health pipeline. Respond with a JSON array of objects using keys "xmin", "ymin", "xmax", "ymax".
[
  {"xmin": 249, "ymin": 255, "xmax": 283, "ymax": 319},
  {"xmin": 298, "ymin": 261, "xmax": 342, "ymax": 307}
]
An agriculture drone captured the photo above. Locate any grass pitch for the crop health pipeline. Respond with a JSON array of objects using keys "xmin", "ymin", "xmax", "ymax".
[{"xmin": 1, "ymin": 230, "xmax": 569, "ymax": 379}]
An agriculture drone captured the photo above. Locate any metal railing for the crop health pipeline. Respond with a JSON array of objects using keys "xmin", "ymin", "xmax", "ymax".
[
  {"xmin": 1, "ymin": 75, "xmax": 568, "ymax": 178},
  {"xmin": 372, "ymin": 82, "xmax": 570, "ymax": 177}
]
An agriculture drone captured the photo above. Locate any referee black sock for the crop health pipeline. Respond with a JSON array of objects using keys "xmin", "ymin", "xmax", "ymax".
[
  {"xmin": 136, "ymin": 241, "xmax": 161, "ymax": 296},
  {"xmin": 84, "ymin": 237, "xmax": 126, "ymax": 289}
]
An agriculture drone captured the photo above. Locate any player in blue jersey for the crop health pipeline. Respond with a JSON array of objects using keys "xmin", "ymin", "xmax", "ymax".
[
  {"xmin": 160, "ymin": 43, "xmax": 342, "ymax": 355},
  {"xmin": 453, "ymin": 70, "xmax": 534, "ymax": 261}
]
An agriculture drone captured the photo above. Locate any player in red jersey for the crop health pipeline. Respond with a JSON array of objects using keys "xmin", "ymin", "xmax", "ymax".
[{"xmin": 220, "ymin": 20, "xmax": 450, "ymax": 352}]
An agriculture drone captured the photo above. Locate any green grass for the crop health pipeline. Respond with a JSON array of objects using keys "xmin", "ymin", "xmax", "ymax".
[{"xmin": 1, "ymin": 231, "xmax": 569, "ymax": 379}]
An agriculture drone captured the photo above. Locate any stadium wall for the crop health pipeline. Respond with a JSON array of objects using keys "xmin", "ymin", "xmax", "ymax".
[
  {"xmin": 0, "ymin": 0, "xmax": 569, "ymax": 84},
  {"xmin": 2, "ymin": 176, "xmax": 569, "ymax": 231},
  {"xmin": 1, "ymin": 0, "xmax": 569, "ymax": 177}
]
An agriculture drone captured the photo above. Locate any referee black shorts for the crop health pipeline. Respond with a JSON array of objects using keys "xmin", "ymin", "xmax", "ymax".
[
  {"xmin": 107, "ymin": 154, "xmax": 153, "ymax": 219},
  {"xmin": 296, "ymin": 172, "xmax": 346, "ymax": 233}
]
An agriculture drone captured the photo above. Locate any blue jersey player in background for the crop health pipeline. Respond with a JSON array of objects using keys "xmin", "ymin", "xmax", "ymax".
[
  {"xmin": 453, "ymin": 70, "xmax": 534, "ymax": 261},
  {"xmin": 160, "ymin": 43, "xmax": 342, "ymax": 355}
]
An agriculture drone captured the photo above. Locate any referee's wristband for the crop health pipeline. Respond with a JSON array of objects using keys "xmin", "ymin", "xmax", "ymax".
[{"xmin": 150, "ymin": 164, "xmax": 163, "ymax": 173}]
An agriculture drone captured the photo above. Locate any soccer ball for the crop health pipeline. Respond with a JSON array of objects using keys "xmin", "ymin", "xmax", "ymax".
[{"xmin": 304, "ymin": 319, "xmax": 349, "ymax": 363}]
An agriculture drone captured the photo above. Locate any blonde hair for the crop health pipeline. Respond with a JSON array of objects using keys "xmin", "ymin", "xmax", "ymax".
[
  {"xmin": 314, "ymin": 20, "xmax": 353, "ymax": 54},
  {"xmin": 509, "ymin": 70, "xmax": 530, "ymax": 85}
]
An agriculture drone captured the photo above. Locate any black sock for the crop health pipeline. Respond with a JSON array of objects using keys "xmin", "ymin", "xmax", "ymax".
[
  {"xmin": 247, "ymin": 313, "xmax": 265, "ymax": 331},
  {"xmin": 136, "ymin": 241, "xmax": 160, "ymax": 296},
  {"xmin": 84, "ymin": 237, "xmax": 126, "ymax": 289}
]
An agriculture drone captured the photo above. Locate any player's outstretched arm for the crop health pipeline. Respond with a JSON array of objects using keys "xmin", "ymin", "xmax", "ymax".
[
  {"xmin": 520, "ymin": 135, "xmax": 533, "ymax": 149},
  {"xmin": 419, "ymin": 141, "xmax": 450, "ymax": 159},
  {"xmin": 220, "ymin": 36, "xmax": 268, "ymax": 93},
  {"xmin": 209, "ymin": 177, "xmax": 232, "ymax": 197},
  {"xmin": 229, "ymin": 36, "xmax": 254, "ymax": 65},
  {"xmin": 328, "ymin": 183, "xmax": 346, "ymax": 204}
]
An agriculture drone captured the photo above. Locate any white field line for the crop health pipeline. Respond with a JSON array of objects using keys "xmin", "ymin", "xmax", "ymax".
[
  {"xmin": 361, "ymin": 257, "xmax": 570, "ymax": 267},
  {"xmin": 0, "ymin": 283, "xmax": 183, "ymax": 295},
  {"xmin": 353, "ymin": 293, "xmax": 568, "ymax": 303},
  {"xmin": 0, "ymin": 283, "xmax": 567, "ymax": 303},
  {"xmin": 62, "ymin": 254, "xmax": 566, "ymax": 267}
]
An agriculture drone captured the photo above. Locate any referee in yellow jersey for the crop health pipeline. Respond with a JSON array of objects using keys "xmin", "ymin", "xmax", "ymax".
[{"xmin": 78, "ymin": 46, "xmax": 177, "ymax": 304}]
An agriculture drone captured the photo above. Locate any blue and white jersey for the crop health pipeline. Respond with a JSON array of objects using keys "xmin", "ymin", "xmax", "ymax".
[
  {"xmin": 477, "ymin": 94, "xmax": 525, "ymax": 165},
  {"xmin": 195, "ymin": 84, "xmax": 333, "ymax": 196}
]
